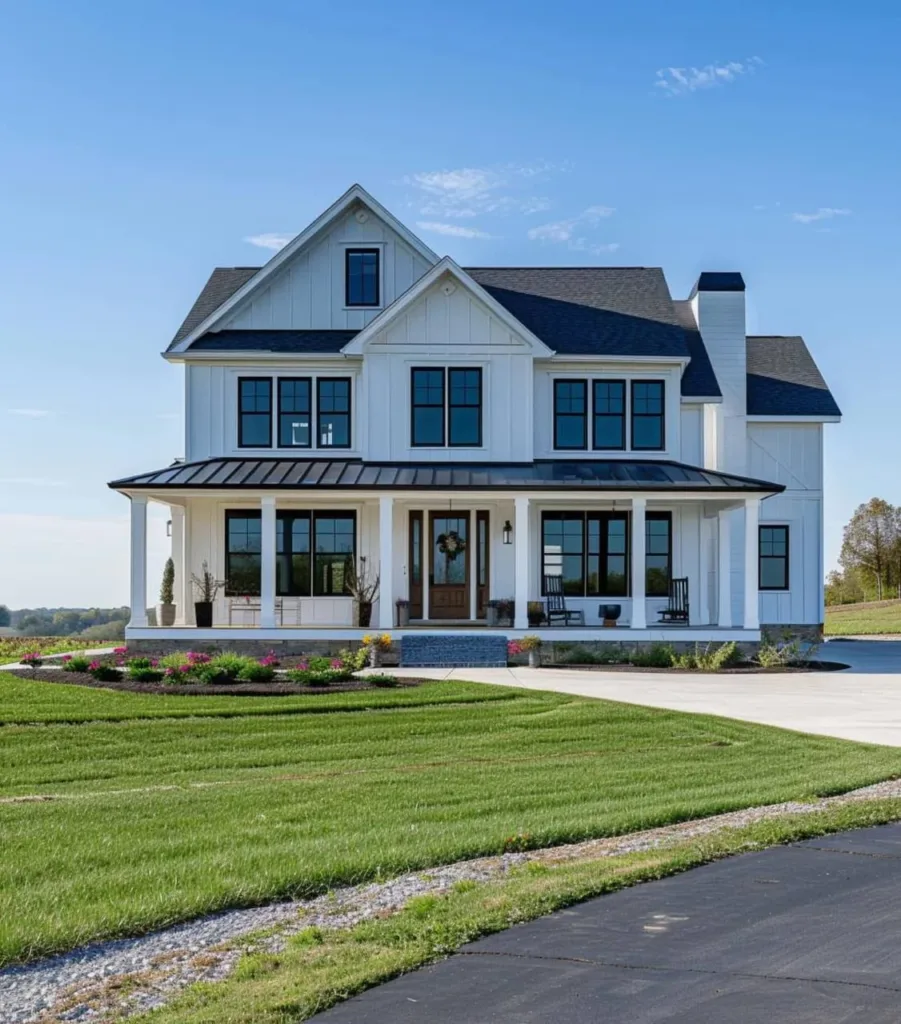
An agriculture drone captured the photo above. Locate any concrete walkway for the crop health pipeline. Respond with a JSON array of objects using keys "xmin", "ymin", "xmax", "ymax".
[
  {"xmin": 391, "ymin": 640, "xmax": 901, "ymax": 747},
  {"xmin": 0, "ymin": 646, "xmax": 116, "ymax": 672},
  {"xmin": 313, "ymin": 822, "xmax": 901, "ymax": 1023}
]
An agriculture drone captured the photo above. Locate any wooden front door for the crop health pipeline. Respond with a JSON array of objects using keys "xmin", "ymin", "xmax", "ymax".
[{"xmin": 429, "ymin": 513, "xmax": 470, "ymax": 619}]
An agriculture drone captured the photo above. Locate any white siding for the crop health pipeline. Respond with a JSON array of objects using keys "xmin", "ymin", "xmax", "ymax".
[
  {"xmin": 219, "ymin": 206, "xmax": 431, "ymax": 332},
  {"xmin": 680, "ymin": 404, "xmax": 703, "ymax": 465}
]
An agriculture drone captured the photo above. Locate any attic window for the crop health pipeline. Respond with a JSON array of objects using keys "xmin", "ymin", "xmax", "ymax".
[{"xmin": 345, "ymin": 249, "xmax": 380, "ymax": 307}]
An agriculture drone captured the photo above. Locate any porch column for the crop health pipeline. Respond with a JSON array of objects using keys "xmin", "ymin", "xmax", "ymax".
[
  {"xmin": 170, "ymin": 505, "xmax": 186, "ymax": 626},
  {"xmin": 260, "ymin": 496, "xmax": 277, "ymax": 628},
  {"xmin": 379, "ymin": 496, "xmax": 394, "ymax": 629},
  {"xmin": 128, "ymin": 495, "xmax": 148, "ymax": 627},
  {"xmin": 717, "ymin": 509, "xmax": 732, "ymax": 627},
  {"xmin": 514, "ymin": 496, "xmax": 529, "ymax": 630},
  {"xmin": 743, "ymin": 497, "xmax": 760, "ymax": 630},
  {"xmin": 630, "ymin": 497, "xmax": 646, "ymax": 628}
]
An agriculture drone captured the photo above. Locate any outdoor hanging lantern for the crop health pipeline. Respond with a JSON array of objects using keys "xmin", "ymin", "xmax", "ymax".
[{"xmin": 503, "ymin": 520, "xmax": 513, "ymax": 545}]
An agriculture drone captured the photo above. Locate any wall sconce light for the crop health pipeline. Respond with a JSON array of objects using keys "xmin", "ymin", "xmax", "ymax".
[
  {"xmin": 502, "ymin": 520, "xmax": 513, "ymax": 545},
  {"xmin": 166, "ymin": 520, "xmax": 172, "ymax": 538}
]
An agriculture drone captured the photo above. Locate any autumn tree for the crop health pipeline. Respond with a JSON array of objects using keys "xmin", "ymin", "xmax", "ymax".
[{"xmin": 838, "ymin": 498, "xmax": 901, "ymax": 601}]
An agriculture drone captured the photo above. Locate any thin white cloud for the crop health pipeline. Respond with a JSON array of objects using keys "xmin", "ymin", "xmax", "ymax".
[
  {"xmin": 655, "ymin": 57, "xmax": 763, "ymax": 96},
  {"xmin": 0, "ymin": 477, "xmax": 66, "ymax": 487},
  {"xmin": 7, "ymin": 408, "xmax": 51, "ymax": 417},
  {"xmin": 792, "ymin": 207, "xmax": 851, "ymax": 224},
  {"xmin": 244, "ymin": 233, "xmax": 293, "ymax": 251},
  {"xmin": 528, "ymin": 218, "xmax": 578, "ymax": 243},
  {"xmin": 569, "ymin": 238, "xmax": 621, "ymax": 255},
  {"xmin": 415, "ymin": 221, "xmax": 492, "ymax": 239},
  {"xmin": 528, "ymin": 205, "xmax": 617, "ymax": 253},
  {"xmin": 405, "ymin": 163, "xmax": 558, "ymax": 219}
]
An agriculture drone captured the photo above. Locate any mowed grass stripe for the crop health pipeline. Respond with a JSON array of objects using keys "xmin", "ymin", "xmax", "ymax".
[{"xmin": 2, "ymin": 679, "xmax": 901, "ymax": 967}]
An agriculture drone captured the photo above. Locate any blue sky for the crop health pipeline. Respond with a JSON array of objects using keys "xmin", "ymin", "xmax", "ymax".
[{"xmin": 1, "ymin": 0, "xmax": 897, "ymax": 606}]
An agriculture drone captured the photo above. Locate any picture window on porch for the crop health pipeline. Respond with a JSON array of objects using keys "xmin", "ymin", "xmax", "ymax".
[
  {"xmin": 631, "ymin": 380, "xmax": 665, "ymax": 450},
  {"xmin": 553, "ymin": 380, "xmax": 588, "ymax": 450},
  {"xmin": 225, "ymin": 510, "xmax": 355, "ymax": 597},
  {"xmin": 316, "ymin": 378, "xmax": 351, "ymax": 448},
  {"xmin": 237, "ymin": 378, "xmax": 271, "ymax": 448},
  {"xmin": 278, "ymin": 378, "xmax": 311, "ymax": 448},
  {"xmin": 646, "ymin": 512, "xmax": 672, "ymax": 596},
  {"xmin": 345, "ymin": 248, "xmax": 380, "ymax": 307},
  {"xmin": 759, "ymin": 525, "xmax": 789, "ymax": 590}
]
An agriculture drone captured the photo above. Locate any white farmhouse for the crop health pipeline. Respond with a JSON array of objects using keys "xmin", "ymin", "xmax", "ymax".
[{"xmin": 110, "ymin": 185, "xmax": 840, "ymax": 652}]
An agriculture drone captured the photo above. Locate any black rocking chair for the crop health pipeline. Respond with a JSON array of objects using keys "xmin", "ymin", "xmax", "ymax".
[
  {"xmin": 658, "ymin": 577, "xmax": 689, "ymax": 625},
  {"xmin": 543, "ymin": 575, "xmax": 585, "ymax": 626}
]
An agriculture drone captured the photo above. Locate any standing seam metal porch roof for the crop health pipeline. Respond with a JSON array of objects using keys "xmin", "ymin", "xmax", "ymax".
[{"xmin": 109, "ymin": 458, "xmax": 784, "ymax": 493}]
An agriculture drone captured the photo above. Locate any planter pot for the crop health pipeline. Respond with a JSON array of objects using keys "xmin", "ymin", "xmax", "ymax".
[
  {"xmin": 157, "ymin": 603, "xmax": 176, "ymax": 627},
  {"xmin": 368, "ymin": 646, "xmax": 382, "ymax": 669},
  {"xmin": 528, "ymin": 649, "xmax": 541, "ymax": 669},
  {"xmin": 355, "ymin": 601, "xmax": 373, "ymax": 628},
  {"xmin": 498, "ymin": 617, "xmax": 514, "ymax": 629},
  {"xmin": 396, "ymin": 604, "xmax": 410, "ymax": 627},
  {"xmin": 600, "ymin": 604, "xmax": 622, "ymax": 627},
  {"xmin": 486, "ymin": 607, "xmax": 499, "ymax": 627},
  {"xmin": 194, "ymin": 601, "xmax": 213, "ymax": 628},
  {"xmin": 527, "ymin": 615, "xmax": 544, "ymax": 628}
]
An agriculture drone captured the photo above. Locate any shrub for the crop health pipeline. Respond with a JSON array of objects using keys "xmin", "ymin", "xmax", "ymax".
[
  {"xmin": 338, "ymin": 647, "xmax": 368, "ymax": 671},
  {"xmin": 236, "ymin": 662, "xmax": 276, "ymax": 683},
  {"xmin": 287, "ymin": 668, "xmax": 352, "ymax": 686},
  {"xmin": 163, "ymin": 665, "xmax": 193, "ymax": 683},
  {"xmin": 306, "ymin": 655, "xmax": 334, "ymax": 673},
  {"xmin": 507, "ymin": 640, "xmax": 523, "ymax": 658},
  {"xmin": 629, "ymin": 643, "xmax": 675, "ymax": 669},
  {"xmin": 125, "ymin": 657, "xmax": 153, "ymax": 673},
  {"xmin": 19, "ymin": 651, "xmax": 43, "ymax": 672},
  {"xmin": 62, "ymin": 655, "xmax": 91, "ymax": 673},
  {"xmin": 259, "ymin": 651, "xmax": 280, "ymax": 668},
  {"xmin": 88, "ymin": 661, "xmax": 122, "ymax": 682},
  {"xmin": 129, "ymin": 668, "xmax": 164, "ymax": 682},
  {"xmin": 365, "ymin": 674, "xmax": 398, "ymax": 687},
  {"xmin": 756, "ymin": 637, "xmax": 814, "ymax": 668}
]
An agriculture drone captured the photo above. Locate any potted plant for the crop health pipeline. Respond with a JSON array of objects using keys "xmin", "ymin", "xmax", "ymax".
[
  {"xmin": 527, "ymin": 601, "xmax": 545, "ymax": 627},
  {"xmin": 157, "ymin": 557, "xmax": 176, "ymax": 627},
  {"xmin": 520, "ymin": 634, "xmax": 543, "ymax": 668},
  {"xmin": 600, "ymin": 604, "xmax": 622, "ymax": 627},
  {"xmin": 362, "ymin": 632, "xmax": 392, "ymax": 668},
  {"xmin": 395, "ymin": 598, "xmax": 410, "ymax": 627},
  {"xmin": 486, "ymin": 600, "xmax": 499, "ymax": 627},
  {"xmin": 495, "ymin": 598, "xmax": 515, "ymax": 628},
  {"xmin": 191, "ymin": 561, "xmax": 225, "ymax": 628},
  {"xmin": 347, "ymin": 558, "xmax": 380, "ymax": 628}
]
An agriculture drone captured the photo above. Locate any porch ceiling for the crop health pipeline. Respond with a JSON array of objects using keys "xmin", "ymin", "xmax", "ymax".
[{"xmin": 109, "ymin": 458, "xmax": 783, "ymax": 495}]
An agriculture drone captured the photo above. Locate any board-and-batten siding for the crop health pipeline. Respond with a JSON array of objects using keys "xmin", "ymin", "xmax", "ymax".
[
  {"xmin": 219, "ymin": 208, "xmax": 432, "ymax": 332},
  {"xmin": 362, "ymin": 280, "xmax": 534, "ymax": 462},
  {"xmin": 749, "ymin": 422, "xmax": 824, "ymax": 626}
]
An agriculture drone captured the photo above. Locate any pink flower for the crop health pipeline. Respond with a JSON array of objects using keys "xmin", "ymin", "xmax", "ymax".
[
  {"xmin": 20, "ymin": 651, "xmax": 42, "ymax": 665},
  {"xmin": 507, "ymin": 641, "xmax": 523, "ymax": 657},
  {"xmin": 88, "ymin": 660, "xmax": 101, "ymax": 670},
  {"xmin": 178, "ymin": 664, "xmax": 192, "ymax": 673},
  {"xmin": 297, "ymin": 661, "xmax": 308, "ymax": 671},
  {"xmin": 187, "ymin": 651, "xmax": 210, "ymax": 664},
  {"xmin": 60, "ymin": 655, "xmax": 72, "ymax": 663},
  {"xmin": 113, "ymin": 647, "xmax": 127, "ymax": 655},
  {"xmin": 330, "ymin": 658, "xmax": 342, "ymax": 669},
  {"xmin": 150, "ymin": 659, "xmax": 159, "ymax": 668}
]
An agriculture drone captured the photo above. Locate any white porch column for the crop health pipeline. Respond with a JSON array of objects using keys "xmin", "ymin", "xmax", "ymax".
[
  {"xmin": 170, "ymin": 505, "xmax": 186, "ymax": 625},
  {"xmin": 260, "ymin": 497, "xmax": 277, "ymax": 628},
  {"xmin": 379, "ymin": 496, "xmax": 394, "ymax": 629},
  {"xmin": 128, "ymin": 496, "xmax": 148, "ymax": 627},
  {"xmin": 743, "ymin": 497, "xmax": 760, "ymax": 630},
  {"xmin": 717, "ymin": 509, "xmax": 732, "ymax": 627},
  {"xmin": 514, "ymin": 496, "xmax": 529, "ymax": 630},
  {"xmin": 630, "ymin": 497, "xmax": 646, "ymax": 628}
]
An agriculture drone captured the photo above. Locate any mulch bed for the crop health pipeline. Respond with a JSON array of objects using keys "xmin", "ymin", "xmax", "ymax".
[
  {"xmin": 542, "ymin": 660, "xmax": 849, "ymax": 674},
  {"xmin": 7, "ymin": 670, "xmax": 423, "ymax": 696}
]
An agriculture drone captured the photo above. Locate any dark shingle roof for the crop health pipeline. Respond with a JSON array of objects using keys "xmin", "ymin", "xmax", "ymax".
[
  {"xmin": 169, "ymin": 267, "xmax": 258, "ymax": 348},
  {"xmin": 746, "ymin": 336, "xmax": 841, "ymax": 417},
  {"xmin": 110, "ymin": 457, "xmax": 783, "ymax": 494},
  {"xmin": 671, "ymin": 301, "xmax": 721, "ymax": 398},
  {"xmin": 189, "ymin": 330, "xmax": 357, "ymax": 353}
]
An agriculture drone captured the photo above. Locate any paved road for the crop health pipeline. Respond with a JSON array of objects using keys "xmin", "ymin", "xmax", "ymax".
[
  {"xmin": 390, "ymin": 640, "xmax": 901, "ymax": 746},
  {"xmin": 313, "ymin": 822, "xmax": 901, "ymax": 1022}
]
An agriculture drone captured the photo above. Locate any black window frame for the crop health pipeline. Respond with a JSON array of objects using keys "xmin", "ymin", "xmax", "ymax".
[
  {"xmin": 592, "ymin": 379, "xmax": 626, "ymax": 451},
  {"xmin": 344, "ymin": 248, "xmax": 380, "ymax": 308},
  {"xmin": 448, "ymin": 367, "xmax": 483, "ymax": 447},
  {"xmin": 277, "ymin": 377, "xmax": 312, "ymax": 449},
  {"xmin": 410, "ymin": 367, "xmax": 446, "ymax": 447},
  {"xmin": 541, "ymin": 511, "xmax": 630, "ymax": 598},
  {"xmin": 224, "ymin": 509, "xmax": 356, "ymax": 597},
  {"xmin": 630, "ymin": 379, "xmax": 665, "ymax": 451},
  {"xmin": 759, "ymin": 525, "xmax": 790, "ymax": 591},
  {"xmin": 316, "ymin": 377, "xmax": 352, "ymax": 450},
  {"xmin": 237, "ymin": 376, "xmax": 272, "ymax": 449},
  {"xmin": 553, "ymin": 379, "xmax": 588, "ymax": 451},
  {"xmin": 645, "ymin": 511, "xmax": 672, "ymax": 597}
]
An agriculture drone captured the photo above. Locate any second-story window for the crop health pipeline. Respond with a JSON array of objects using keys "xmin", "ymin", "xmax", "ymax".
[
  {"xmin": 448, "ymin": 368, "xmax": 482, "ymax": 446},
  {"xmin": 278, "ymin": 378, "xmax": 311, "ymax": 448},
  {"xmin": 238, "ymin": 378, "xmax": 271, "ymax": 447},
  {"xmin": 631, "ymin": 380, "xmax": 665, "ymax": 450},
  {"xmin": 554, "ymin": 380, "xmax": 587, "ymax": 450},
  {"xmin": 317, "ymin": 378, "xmax": 351, "ymax": 448},
  {"xmin": 593, "ymin": 380, "xmax": 625, "ymax": 450},
  {"xmin": 411, "ymin": 368, "xmax": 483, "ymax": 447},
  {"xmin": 411, "ymin": 369, "xmax": 445, "ymax": 446},
  {"xmin": 345, "ymin": 248, "xmax": 380, "ymax": 307}
]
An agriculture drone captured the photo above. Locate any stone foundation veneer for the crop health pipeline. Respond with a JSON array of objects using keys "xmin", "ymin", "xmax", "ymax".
[{"xmin": 761, "ymin": 623, "xmax": 824, "ymax": 643}]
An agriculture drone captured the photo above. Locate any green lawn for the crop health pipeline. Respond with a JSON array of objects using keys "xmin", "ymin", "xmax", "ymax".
[
  {"xmin": 2, "ymin": 672, "xmax": 901, "ymax": 968},
  {"xmin": 825, "ymin": 599, "xmax": 901, "ymax": 636}
]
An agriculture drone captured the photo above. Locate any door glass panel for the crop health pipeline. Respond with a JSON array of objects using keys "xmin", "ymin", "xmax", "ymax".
[{"xmin": 433, "ymin": 516, "xmax": 467, "ymax": 585}]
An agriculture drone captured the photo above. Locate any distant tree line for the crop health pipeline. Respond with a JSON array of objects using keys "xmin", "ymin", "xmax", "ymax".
[
  {"xmin": 1, "ymin": 607, "xmax": 131, "ymax": 638},
  {"xmin": 826, "ymin": 498, "xmax": 901, "ymax": 605}
]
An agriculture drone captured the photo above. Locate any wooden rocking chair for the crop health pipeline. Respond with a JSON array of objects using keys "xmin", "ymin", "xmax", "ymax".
[
  {"xmin": 543, "ymin": 575, "xmax": 585, "ymax": 626},
  {"xmin": 657, "ymin": 577, "xmax": 689, "ymax": 625}
]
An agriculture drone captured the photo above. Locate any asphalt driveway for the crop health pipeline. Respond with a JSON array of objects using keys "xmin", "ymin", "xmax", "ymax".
[
  {"xmin": 313, "ymin": 822, "xmax": 901, "ymax": 1022},
  {"xmin": 391, "ymin": 640, "xmax": 901, "ymax": 746}
]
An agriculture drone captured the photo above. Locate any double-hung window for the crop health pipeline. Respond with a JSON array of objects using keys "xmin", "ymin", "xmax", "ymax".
[
  {"xmin": 631, "ymin": 380, "xmax": 665, "ymax": 450},
  {"xmin": 238, "ymin": 378, "xmax": 272, "ymax": 447},
  {"xmin": 593, "ymin": 380, "xmax": 626, "ymax": 450},
  {"xmin": 226, "ymin": 510, "xmax": 355, "ymax": 597},
  {"xmin": 278, "ymin": 378, "xmax": 311, "ymax": 448},
  {"xmin": 759, "ymin": 525, "xmax": 789, "ymax": 590},
  {"xmin": 554, "ymin": 380, "xmax": 588, "ymax": 450},
  {"xmin": 345, "ymin": 249, "xmax": 380, "ymax": 307},
  {"xmin": 316, "ymin": 378, "xmax": 351, "ymax": 448},
  {"xmin": 645, "ymin": 512, "xmax": 672, "ymax": 596},
  {"xmin": 411, "ymin": 367, "xmax": 482, "ymax": 447}
]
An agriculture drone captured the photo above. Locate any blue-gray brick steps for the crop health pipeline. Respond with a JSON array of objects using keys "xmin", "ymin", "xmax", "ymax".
[{"xmin": 400, "ymin": 634, "xmax": 508, "ymax": 668}]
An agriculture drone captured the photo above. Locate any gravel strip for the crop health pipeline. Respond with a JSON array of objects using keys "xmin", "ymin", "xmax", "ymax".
[{"xmin": 5, "ymin": 778, "xmax": 901, "ymax": 1023}]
